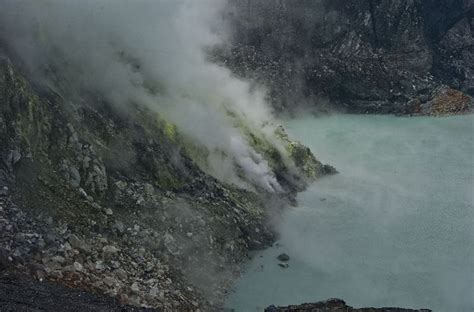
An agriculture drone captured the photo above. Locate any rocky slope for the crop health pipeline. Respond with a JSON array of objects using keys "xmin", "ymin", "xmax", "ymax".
[
  {"xmin": 1, "ymin": 2, "xmax": 468, "ymax": 310},
  {"xmin": 0, "ymin": 41, "xmax": 333, "ymax": 310},
  {"xmin": 0, "ymin": 271, "xmax": 155, "ymax": 312},
  {"xmin": 265, "ymin": 298, "xmax": 431, "ymax": 312},
  {"xmin": 216, "ymin": 0, "xmax": 473, "ymax": 115}
]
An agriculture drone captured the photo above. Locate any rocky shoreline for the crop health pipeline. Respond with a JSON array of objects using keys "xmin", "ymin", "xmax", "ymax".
[
  {"xmin": 265, "ymin": 298, "xmax": 431, "ymax": 312},
  {"xmin": 0, "ymin": 44, "xmax": 332, "ymax": 310}
]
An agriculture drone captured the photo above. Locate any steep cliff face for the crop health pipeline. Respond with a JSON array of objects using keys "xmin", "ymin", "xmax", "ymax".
[
  {"xmin": 217, "ymin": 0, "xmax": 473, "ymax": 114},
  {"xmin": 0, "ymin": 47, "xmax": 331, "ymax": 310}
]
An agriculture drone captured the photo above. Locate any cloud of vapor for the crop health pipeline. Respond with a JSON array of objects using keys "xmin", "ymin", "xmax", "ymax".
[{"xmin": 0, "ymin": 0, "xmax": 283, "ymax": 192}]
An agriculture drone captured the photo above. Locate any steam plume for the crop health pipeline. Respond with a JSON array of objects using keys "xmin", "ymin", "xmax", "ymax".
[{"xmin": 0, "ymin": 0, "xmax": 283, "ymax": 192}]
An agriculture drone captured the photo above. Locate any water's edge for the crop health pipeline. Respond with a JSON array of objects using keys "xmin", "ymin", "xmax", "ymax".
[{"xmin": 226, "ymin": 115, "xmax": 474, "ymax": 312}]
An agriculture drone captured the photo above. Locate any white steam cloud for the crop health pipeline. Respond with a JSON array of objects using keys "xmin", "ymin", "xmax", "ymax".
[{"xmin": 0, "ymin": 0, "xmax": 283, "ymax": 192}]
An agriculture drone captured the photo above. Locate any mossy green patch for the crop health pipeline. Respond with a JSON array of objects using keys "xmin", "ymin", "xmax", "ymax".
[{"xmin": 163, "ymin": 120, "xmax": 177, "ymax": 142}]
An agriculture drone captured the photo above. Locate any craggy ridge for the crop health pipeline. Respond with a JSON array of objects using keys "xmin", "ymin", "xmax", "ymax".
[{"xmin": 0, "ymin": 45, "xmax": 329, "ymax": 310}]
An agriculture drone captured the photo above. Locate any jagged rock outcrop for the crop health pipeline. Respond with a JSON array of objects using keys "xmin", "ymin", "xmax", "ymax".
[
  {"xmin": 0, "ymin": 41, "xmax": 331, "ymax": 310},
  {"xmin": 216, "ymin": 0, "xmax": 473, "ymax": 115},
  {"xmin": 265, "ymin": 298, "xmax": 431, "ymax": 312},
  {"xmin": 0, "ymin": 51, "xmax": 260, "ymax": 310}
]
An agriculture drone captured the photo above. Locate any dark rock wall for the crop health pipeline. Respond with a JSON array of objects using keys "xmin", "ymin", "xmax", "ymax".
[{"xmin": 217, "ymin": 0, "xmax": 473, "ymax": 114}]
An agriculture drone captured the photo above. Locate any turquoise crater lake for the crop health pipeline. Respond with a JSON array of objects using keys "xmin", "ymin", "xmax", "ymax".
[{"xmin": 226, "ymin": 115, "xmax": 474, "ymax": 312}]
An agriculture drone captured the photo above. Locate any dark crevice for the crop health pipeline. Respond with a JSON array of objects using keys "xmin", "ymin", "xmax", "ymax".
[{"xmin": 368, "ymin": 0, "xmax": 379, "ymax": 49}]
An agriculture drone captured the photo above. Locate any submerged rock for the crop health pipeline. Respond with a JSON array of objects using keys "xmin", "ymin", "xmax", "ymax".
[{"xmin": 277, "ymin": 253, "xmax": 290, "ymax": 262}]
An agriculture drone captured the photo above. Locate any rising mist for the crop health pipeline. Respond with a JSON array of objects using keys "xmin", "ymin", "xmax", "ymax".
[{"xmin": 0, "ymin": 0, "xmax": 285, "ymax": 192}]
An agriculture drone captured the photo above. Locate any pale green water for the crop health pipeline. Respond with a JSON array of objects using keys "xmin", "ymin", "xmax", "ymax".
[{"xmin": 226, "ymin": 115, "xmax": 474, "ymax": 312}]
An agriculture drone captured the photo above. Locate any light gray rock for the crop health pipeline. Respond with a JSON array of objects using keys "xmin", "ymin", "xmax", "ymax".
[
  {"xmin": 69, "ymin": 234, "xmax": 90, "ymax": 253},
  {"xmin": 50, "ymin": 256, "xmax": 66, "ymax": 264},
  {"xmin": 73, "ymin": 261, "xmax": 83, "ymax": 272},
  {"xmin": 103, "ymin": 276, "xmax": 119, "ymax": 288},
  {"xmin": 102, "ymin": 245, "xmax": 119, "ymax": 256},
  {"xmin": 115, "ymin": 268, "xmax": 128, "ymax": 281},
  {"xmin": 130, "ymin": 282, "xmax": 140, "ymax": 294},
  {"xmin": 69, "ymin": 167, "xmax": 81, "ymax": 188},
  {"xmin": 95, "ymin": 261, "xmax": 105, "ymax": 271}
]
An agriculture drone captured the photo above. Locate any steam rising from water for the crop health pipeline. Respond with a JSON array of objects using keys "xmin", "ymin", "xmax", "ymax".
[
  {"xmin": 227, "ymin": 115, "xmax": 474, "ymax": 312},
  {"xmin": 0, "ymin": 0, "xmax": 282, "ymax": 192}
]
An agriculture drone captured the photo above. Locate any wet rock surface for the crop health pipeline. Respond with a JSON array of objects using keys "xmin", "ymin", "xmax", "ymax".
[
  {"xmin": 217, "ymin": 0, "xmax": 473, "ymax": 115},
  {"xmin": 265, "ymin": 298, "xmax": 431, "ymax": 312}
]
